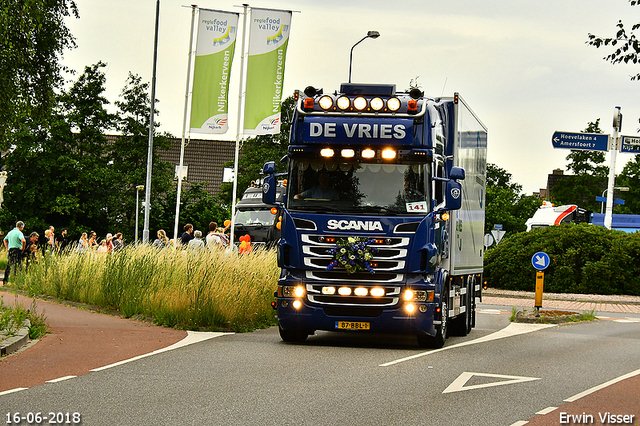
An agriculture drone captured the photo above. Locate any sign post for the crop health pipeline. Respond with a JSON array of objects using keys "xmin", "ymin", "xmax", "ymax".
[{"xmin": 531, "ymin": 252, "xmax": 550, "ymax": 317}]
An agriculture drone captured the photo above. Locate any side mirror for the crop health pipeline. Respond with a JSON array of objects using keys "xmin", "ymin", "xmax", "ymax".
[
  {"xmin": 445, "ymin": 180, "xmax": 463, "ymax": 211},
  {"xmin": 263, "ymin": 161, "xmax": 276, "ymax": 174},
  {"xmin": 262, "ymin": 174, "xmax": 277, "ymax": 205},
  {"xmin": 449, "ymin": 166, "xmax": 465, "ymax": 180}
]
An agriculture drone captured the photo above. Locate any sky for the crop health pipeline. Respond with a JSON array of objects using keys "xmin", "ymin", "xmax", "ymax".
[{"xmin": 61, "ymin": 0, "xmax": 640, "ymax": 195}]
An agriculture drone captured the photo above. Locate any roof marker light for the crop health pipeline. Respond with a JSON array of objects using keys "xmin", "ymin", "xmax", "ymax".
[
  {"xmin": 361, "ymin": 148, "xmax": 376, "ymax": 159},
  {"xmin": 381, "ymin": 149, "xmax": 397, "ymax": 160},
  {"xmin": 341, "ymin": 149, "xmax": 355, "ymax": 158},
  {"xmin": 320, "ymin": 148, "xmax": 335, "ymax": 158}
]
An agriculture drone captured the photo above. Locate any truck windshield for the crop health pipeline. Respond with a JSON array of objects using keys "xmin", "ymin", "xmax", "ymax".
[
  {"xmin": 287, "ymin": 159, "xmax": 431, "ymax": 215},
  {"xmin": 235, "ymin": 208, "xmax": 276, "ymax": 226}
]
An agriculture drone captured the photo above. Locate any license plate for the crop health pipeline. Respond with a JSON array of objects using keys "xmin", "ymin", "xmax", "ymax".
[{"xmin": 335, "ymin": 321, "xmax": 370, "ymax": 330}]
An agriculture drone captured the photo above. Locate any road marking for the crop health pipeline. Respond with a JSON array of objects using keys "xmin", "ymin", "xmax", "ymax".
[
  {"xmin": 46, "ymin": 376, "xmax": 77, "ymax": 383},
  {"xmin": 477, "ymin": 309, "xmax": 503, "ymax": 315},
  {"xmin": 0, "ymin": 388, "xmax": 28, "ymax": 396},
  {"xmin": 443, "ymin": 372, "xmax": 540, "ymax": 394},
  {"xmin": 380, "ymin": 323, "xmax": 556, "ymax": 367},
  {"xmin": 536, "ymin": 406, "xmax": 558, "ymax": 415},
  {"xmin": 90, "ymin": 331, "xmax": 232, "ymax": 372},
  {"xmin": 564, "ymin": 367, "xmax": 640, "ymax": 402}
]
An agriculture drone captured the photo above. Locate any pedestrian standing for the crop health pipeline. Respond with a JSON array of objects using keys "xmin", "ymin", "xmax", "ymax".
[
  {"xmin": 181, "ymin": 223, "xmax": 194, "ymax": 247},
  {"xmin": 112, "ymin": 233, "xmax": 124, "ymax": 251},
  {"xmin": 187, "ymin": 230, "xmax": 205, "ymax": 251},
  {"xmin": 55, "ymin": 228, "xmax": 68, "ymax": 251},
  {"xmin": 3, "ymin": 221, "xmax": 26, "ymax": 284},
  {"xmin": 24, "ymin": 232, "xmax": 39, "ymax": 268}
]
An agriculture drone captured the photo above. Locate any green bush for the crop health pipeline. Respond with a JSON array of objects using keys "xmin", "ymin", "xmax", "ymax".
[{"xmin": 484, "ymin": 224, "xmax": 640, "ymax": 295}]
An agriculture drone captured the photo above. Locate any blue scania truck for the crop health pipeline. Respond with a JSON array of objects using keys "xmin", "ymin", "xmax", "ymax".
[{"xmin": 262, "ymin": 83, "xmax": 487, "ymax": 347}]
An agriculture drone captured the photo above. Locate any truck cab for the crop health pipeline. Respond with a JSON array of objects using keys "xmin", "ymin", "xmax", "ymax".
[
  {"xmin": 263, "ymin": 83, "xmax": 487, "ymax": 347},
  {"xmin": 234, "ymin": 183, "xmax": 285, "ymax": 246}
]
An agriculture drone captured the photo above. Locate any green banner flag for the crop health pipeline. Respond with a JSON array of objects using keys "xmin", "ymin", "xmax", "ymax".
[
  {"xmin": 243, "ymin": 9, "xmax": 292, "ymax": 135},
  {"xmin": 190, "ymin": 9, "xmax": 239, "ymax": 134}
]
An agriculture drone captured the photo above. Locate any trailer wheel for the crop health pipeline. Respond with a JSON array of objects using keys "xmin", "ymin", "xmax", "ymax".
[
  {"xmin": 278, "ymin": 325, "xmax": 310, "ymax": 343},
  {"xmin": 417, "ymin": 288, "xmax": 448, "ymax": 349}
]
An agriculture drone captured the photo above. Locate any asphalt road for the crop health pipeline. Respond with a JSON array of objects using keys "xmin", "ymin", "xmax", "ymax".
[{"xmin": 2, "ymin": 307, "xmax": 640, "ymax": 426}]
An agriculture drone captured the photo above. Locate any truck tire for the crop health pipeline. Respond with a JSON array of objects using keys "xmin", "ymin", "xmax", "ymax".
[
  {"xmin": 278, "ymin": 325, "xmax": 310, "ymax": 343},
  {"xmin": 417, "ymin": 288, "xmax": 448, "ymax": 349}
]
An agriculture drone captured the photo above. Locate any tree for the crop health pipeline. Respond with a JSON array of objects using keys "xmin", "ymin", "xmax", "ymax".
[
  {"xmin": 485, "ymin": 163, "xmax": 541, "ymax": 233},
  {"xmin": 0, "ymin": 0, "xmax": 79, "ymax": 150},
  {"xmin": 617, "ymin": 154, "xmax": 640, "ymax": 214},
  {"xmin": 1, "ymin": 62, "xmax": 115, "ymax": 234},
  {"xmin": 587, "ymin": 1, "xmax": 640, "ymax": 81},
  {"xmin": 218, "ymin": 95, "xmax": 294, "ymax": 205},
  {"xmin": 111, "ymin": 72, "xmax": 174, "ymax": 239}
]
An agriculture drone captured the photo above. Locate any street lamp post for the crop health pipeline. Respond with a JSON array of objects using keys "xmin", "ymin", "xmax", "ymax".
[
  {"xmin": 348, "ymin": 30, "xmax": 380, "ymax": 83},
  {"xmin": 600, "ymin": 186, "xmax": 630, "ymax": 214},
  {"xmin": 135, "ymin": 185, "xmax": 144, "ymax": 245}
]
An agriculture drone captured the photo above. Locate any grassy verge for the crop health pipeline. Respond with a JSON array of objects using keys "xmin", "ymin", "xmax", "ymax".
[
  {"xmin": 7, "ymin": 245, "xmax": 280, "ymax": 332},
  {"xmin": 0, "ymin": 296, "xmax": 50, "ymax": 340}
]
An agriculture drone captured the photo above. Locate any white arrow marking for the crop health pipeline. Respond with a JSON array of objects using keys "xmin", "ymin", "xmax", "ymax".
[
  {"xmin": 443, "ymin": 372, "xmax": 540, "ymax": 393},
  {"xmin": 534, "ymin": 255, "xmax": 547, "ymax": 268}
]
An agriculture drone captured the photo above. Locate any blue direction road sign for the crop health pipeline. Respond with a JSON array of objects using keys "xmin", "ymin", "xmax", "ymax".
[
  {"xmin": 531, "ymin": 252, "xmax": 550, "ymax": 271},
  {"xmin": 595, "ymin": 196, "xmax": 625, "ymax": 205},
  {"xmin": 552, "ymin": 131, "xmax": 609, "ymax": 151},
  {"xmin": 621, "ymin": 135, "xmax": 640, "ymax": 153}
]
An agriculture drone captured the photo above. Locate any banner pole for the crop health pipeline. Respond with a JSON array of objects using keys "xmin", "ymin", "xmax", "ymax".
[
  {"xmin": 173, "ymin": 4, "xmax": 198, "ymax": 246},
  {"xmin": 143, "ymin": 0, "xmax": 161, "ymax": 244},
  {"xmin": 229, "ymin": 4, "xmax": 250, "ymax": 249}
]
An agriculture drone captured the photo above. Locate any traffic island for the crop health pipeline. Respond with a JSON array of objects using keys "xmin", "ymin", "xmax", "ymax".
[{"xmin": 514, "ymin": 309, "xmax": 593, "ymax": 324}]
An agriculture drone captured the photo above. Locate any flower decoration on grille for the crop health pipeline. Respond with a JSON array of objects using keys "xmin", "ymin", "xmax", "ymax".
[{"xmin": 326, "ymin": 237, "xmax": 377, "ymax": 274}]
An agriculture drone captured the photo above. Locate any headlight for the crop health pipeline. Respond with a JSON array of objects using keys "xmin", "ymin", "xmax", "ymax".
[
  {"xmin": 404, "ymin": 289, "xmax": 432, "ymax": 302},
  {"xmin": 387, "ymin": 97, "xmax": 401, "ymax": 111},
  {"xmin": 336, "ymin": 96, "xmax": 350, "ymax": 110},
  {"xmin": 370, "ymin": 287, "xmax": 385, "ymax": 297},
  {"xmin": 370, "ymin": 97, "xmax": 384, "ymax": 111},
  {"xmin": 338, "ymin": 287, "xmax": 352, "ymax": 296},
  {"xmin": 282, "ymin": 285, "xmax": 305, "ymax": 298},
  {"xmin": 353, "ymin": 97, "xmax": 367, "ymax": 111},
  {"xmin": 354, "ymin": 287, "xmax": 368, "ymax": 296},
  {"xmin": 318, "ymin": 95, "xmax": 333, "ymax": 110}
]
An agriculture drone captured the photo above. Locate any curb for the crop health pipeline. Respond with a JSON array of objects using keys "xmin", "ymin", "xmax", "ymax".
[
  {"xmin": 483, "ymin": 288, "xmax": 640, "ymax": 306},
  {"xmin": 0, "ymin": 320, "xmax": 30, "ymax": 357}
]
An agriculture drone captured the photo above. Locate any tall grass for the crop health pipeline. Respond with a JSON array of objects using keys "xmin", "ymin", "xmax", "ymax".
[{"xmin": 8, "ymin": 246, "xmax": 280, "ymax": 332}]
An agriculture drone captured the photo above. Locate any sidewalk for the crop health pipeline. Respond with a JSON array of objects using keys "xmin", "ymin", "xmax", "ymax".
[
  {"xmin": 482, "ymin": 288, "xmax": 640, "ymax": 314},
  {"xmin": 0, "ymin": 289, "xmax": 187, "ymax": 393}
]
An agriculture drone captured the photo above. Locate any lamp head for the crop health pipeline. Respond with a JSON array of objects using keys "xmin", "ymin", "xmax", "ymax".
[{"xmin": 367, "ymin": 31, "xmax": 380, "ymax": 39}]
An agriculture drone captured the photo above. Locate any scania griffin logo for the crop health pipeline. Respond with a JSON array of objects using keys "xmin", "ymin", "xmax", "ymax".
[{"xmin": 326, "ymin": 219, "xmax": 384, "ymax": 231}]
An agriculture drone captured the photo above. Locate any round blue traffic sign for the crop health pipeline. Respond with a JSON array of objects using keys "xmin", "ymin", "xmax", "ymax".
[{"xmin": 531, "ymin": 252, "xmax": 550, "ymax": 270}]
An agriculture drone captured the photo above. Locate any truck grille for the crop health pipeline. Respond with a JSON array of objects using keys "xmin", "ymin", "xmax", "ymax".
[{"xmin": 300, "ymin": 233, "xmax": 410, "ymax": 307}]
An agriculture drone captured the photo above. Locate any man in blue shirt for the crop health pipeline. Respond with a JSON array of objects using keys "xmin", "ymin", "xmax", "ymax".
[{"xmin": 3, "ymin": 221, "xmax": 26, "ymax": 284}]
